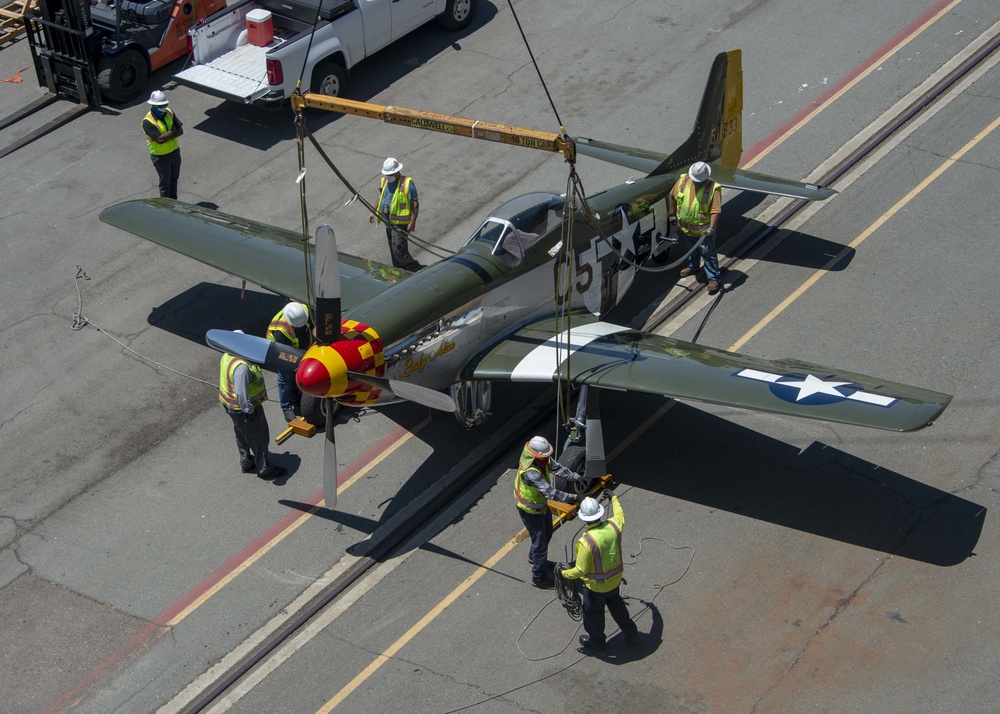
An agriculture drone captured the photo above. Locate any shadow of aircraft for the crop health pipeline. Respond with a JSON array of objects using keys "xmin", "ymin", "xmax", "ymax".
[
  {"xmin": 147, "ymin": 282, "xmax": 290, "ymax": 343},
  {"xmin": 606, "ymin": 397, "xmax": 983, "ymax": 567}
]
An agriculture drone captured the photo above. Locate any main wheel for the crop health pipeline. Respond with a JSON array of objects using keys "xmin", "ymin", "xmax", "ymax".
[
  {"xmin": 436, "ymin": 0, "xmax": 476, "ymax": 31},
  {"xmin": 556, "ymin": 444, "xmax": 594, "ymax": 494},
  {"xmin": 300, "ymin": 394, "xmax": 342, "ymax": 427},
  {"xmin": 97, "ymin": 49, "xmax": 148, "ymax": 104},
  {"xmin": 311, "ymin": 60, "xmax": 347, "ymax": 97}
]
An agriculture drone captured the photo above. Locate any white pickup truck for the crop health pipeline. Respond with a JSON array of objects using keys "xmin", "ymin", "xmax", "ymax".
[{"xmin": 174, "ymin": 0, "xmax": 475, "ymax": 106}]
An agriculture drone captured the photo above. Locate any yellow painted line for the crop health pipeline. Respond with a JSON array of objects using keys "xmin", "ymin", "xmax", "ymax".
[
  {"xmin": 317, "ymin": 529, "xmax": 530, "ymax": 712},
  {"xmin": 730, "ymin": 113, "xmax": 1000, "ymax": 353},
  {"xmin": 317, "ymin": 405, "xmax": 673, "ymax": 711},
  {"xmin": 165, "ymin": 418, "xmax": 430, "ymax": 627},
  {"xmin": 744, "ymin": 0, "xmax": 963, "ymax": 169}
]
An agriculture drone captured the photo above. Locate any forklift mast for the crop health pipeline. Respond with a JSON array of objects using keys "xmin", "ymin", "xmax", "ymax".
[{"xmin": 23, "ymin": 0, "xmax": 102, "ymax": 106}]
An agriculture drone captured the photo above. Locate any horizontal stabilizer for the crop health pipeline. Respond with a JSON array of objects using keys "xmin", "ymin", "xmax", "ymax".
[{"xmin": 711, "ymin": 165, "xmax": 836, "ymax": 201}]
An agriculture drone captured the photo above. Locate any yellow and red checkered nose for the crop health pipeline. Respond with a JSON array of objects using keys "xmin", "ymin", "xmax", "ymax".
[
  {"xmin": 297, "ymin": 343, "xmax": 353, "ymax": 398},
  {"xmin": 296, "ymin": 321, "xmax": 385, "ymax": 401}
]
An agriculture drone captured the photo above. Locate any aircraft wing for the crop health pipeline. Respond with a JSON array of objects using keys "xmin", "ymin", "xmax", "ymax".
[
  {"xmin": 573, "ymin": 137, "xmax": 836, "ymax": 201},
  {"xmin": 465, "ymin": 318, "xmax": 950, "ymax": 432},
  {"xmin": 99, "ymin": 199, "xmax": 402, "ymax": 309}
]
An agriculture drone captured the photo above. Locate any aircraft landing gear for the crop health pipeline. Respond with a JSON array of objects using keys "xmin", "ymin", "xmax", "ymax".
[{"xmin": 555, "ymin": 386, "xmax": 607, "ymax": 493}]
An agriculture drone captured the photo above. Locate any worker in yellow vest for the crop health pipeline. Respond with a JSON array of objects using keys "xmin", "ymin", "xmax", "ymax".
[
  {"xmin": 560, "ymin": 491, "xmax": 640, "ymax": 651},
  {"xmin": 669, "ymin": 161, "xmax": 723, "ymax": 294},
  {"xmin": 266, "ymin": 302, "xmax": 311, "ymax": 422},
  {"xmin": 515, "ymin": 436, "xmax": 581, "ymax": 589},
  {"xmin": 367, "ymin": 157, "xmax": 422, "ymax": 271},
  {"xmin": 219, "ymin": 343, "xmax": 285, "ymax": 480},
  {"xmin": 142, "ymin": 91, "xmax": 183, "ymax": 200}
]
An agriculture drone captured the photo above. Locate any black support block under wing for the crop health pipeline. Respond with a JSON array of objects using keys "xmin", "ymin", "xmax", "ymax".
[
  {"xmin": 99, "ymin": 199, "xmax": 403, "ymax": 310},
  {"xmin": 465, "ymin": 319, "xmax": 950, "ymax": 432}
]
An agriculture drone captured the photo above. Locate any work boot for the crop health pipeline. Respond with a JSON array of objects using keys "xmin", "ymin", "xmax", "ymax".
[
  {"xmin": 707, "ymin": 281, "xmax": 721, "ymax": 294},
  {"xmin": 579, "ymin": 635, "xmax": 606, "ymax": 651},
  {"xmin": 283, "ymin": 409, "xmax": 296, "ymax": 422},
  {"xmin": 259, "ymin": 466, "xmax": 287, "ymax": 481},
  {"xmin": 240, "ymin": 461, "xmax": 255, "ymax": 474},
  {"xmin": 531, "ymin": 578, "xmax": 555, "ymax": 590},
  {"xmin": 679, "ymin": 267, "xmax": 696, "ymax": 277}
]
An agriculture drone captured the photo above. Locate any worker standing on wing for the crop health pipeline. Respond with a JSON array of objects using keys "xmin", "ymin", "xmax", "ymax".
[
  {"xmin": 560, "ymin": 491, "xmax": 640, "ymax": 651},
  {"xmin": 669, "ymin": 161, "xmax": 723, "ymax": 294},
  {"xmin": 218, "ymin": 341, "xmax": 286, "ymax": 481},
  {"xmin": 515, "ymin": 436, "xmax": 580, "ymax": 590},
  {"xmin": 368, "ymin": 157, "xmax": 422, "ymax": 271},
  {"xmin": 142, "ymin": 91, "xmax": 183, "ymax": 200},
  {"xmin": 266, "ymin": 301, "xmax": 311, "ymax": 422}
]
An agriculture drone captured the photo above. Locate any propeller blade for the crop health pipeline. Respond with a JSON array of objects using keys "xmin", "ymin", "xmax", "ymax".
[
  {"xmin": 323, "ymin": 398, "xmax": 338, "ymax": 510},
  {"xmin": 206, "ymin": 330, "xmax": 306, "ymax": 372},
  {"xmin": 346, "ymin": 371, "xmax": 457, "ymax": 412},
  {"xmin": 314, "ymin": 224, "xmax": 342, "ymax": 345}
]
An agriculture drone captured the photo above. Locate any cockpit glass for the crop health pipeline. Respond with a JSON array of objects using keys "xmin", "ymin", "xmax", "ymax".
[{"xmin": 465, "ymin": 193, "xmax": 565, "ymax": 264}]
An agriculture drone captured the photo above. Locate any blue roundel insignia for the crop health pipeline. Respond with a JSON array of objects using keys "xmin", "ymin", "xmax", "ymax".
[
  {"xmin": 768, "ymin": 374, "xmax": 861, "ymax": 405},
  {"xmin": 734, "ymin": 368, "xmax": 898, "ymax": 409}
]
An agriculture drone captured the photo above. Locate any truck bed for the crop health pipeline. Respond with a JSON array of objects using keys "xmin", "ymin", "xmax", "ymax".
[{"xmin": 174, "ymin": 29, "xmax": 294, "ymax": 102}]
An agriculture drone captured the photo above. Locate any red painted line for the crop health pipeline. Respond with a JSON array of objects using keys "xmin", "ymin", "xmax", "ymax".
[
  {"xmin": 43, "ymin": 411, "xmax": 427, "ymax": 714},
  {"xmin": 740, "ymin": 0, "xmax": 959, "ymax": 167}
]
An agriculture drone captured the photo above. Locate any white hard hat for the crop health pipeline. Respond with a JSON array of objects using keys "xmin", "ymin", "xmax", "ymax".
[
  {"xmin": 578, "ymin": 496, "xmax": 605, "ymax": 522},
  {"xmin": 148, "ymin": 90, "xmax": 169, "ymax": 106},
  {"xmin": 234, "ymin": 329, "xmax": 244, "ymax": 334},
  {"xmin": 527, "ymin": 436, "xmax": 553, "ymax": 459},
  {"xmin": 284, "ymin": 302, "xmax": 308, "ymax": 328},
  {"xmin": 689, "ymin": 161, "xmax": 711, "ymax": 183},
  {"xmin": 381, "ymin": 157, "xmax": 403, "ymax": 175}
]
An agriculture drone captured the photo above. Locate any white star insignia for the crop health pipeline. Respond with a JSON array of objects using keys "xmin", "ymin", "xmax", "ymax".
[{"xmin": 777, "ymin": 374, "xmax": 853, "ymax": 401}]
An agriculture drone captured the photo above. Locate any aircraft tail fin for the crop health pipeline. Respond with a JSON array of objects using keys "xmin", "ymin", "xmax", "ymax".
[{"xmin": 649, "ymin": 49, "xmax": 743, "ymax": 176}]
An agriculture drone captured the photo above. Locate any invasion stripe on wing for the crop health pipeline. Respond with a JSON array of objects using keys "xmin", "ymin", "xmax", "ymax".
[{"xmin": 511, "ymin": 323, "xmax": 629, "ymax": 381}]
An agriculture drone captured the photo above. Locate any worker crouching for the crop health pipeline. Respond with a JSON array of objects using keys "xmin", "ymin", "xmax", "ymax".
[{"xmin": 560, "ymin": 492, "xmax": 640, "ymax": 651}]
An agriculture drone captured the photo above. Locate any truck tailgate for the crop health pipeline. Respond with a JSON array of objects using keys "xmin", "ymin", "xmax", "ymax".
[{"xmin": 174, "ymin": 43, "xmax": 271, "ymax": 103}]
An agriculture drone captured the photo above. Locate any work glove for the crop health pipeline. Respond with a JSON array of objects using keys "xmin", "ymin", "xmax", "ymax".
[
  {"xmin": 668, "ymin": 215, "xmax": 678, "ymax": 225},
  {"xmin": 601, "ymin": 489, "xmax": 614, "ymax": 502}
]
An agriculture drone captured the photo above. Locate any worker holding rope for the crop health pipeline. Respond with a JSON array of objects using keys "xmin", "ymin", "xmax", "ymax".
[{"xmin": 560, "ymin": 491, "xmax": 640, "ymax": 651}]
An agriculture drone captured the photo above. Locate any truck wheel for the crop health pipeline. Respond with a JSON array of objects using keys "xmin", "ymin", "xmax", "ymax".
[
  {"xmin": 312, "ymin": 61, "xmax": 347, "ymax": 97},
  {"xmin": 436, "ymin": 0, "xmax": 476, "ymax": 30},
  {"xmin": 97, "ymin": 49, "xmax": 148, "ymax": 104}
]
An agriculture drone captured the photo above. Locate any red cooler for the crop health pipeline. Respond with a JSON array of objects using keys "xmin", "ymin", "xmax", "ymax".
[{"xmin": 246, "ymin": 9, "xmax": 273, "ymax": 47}]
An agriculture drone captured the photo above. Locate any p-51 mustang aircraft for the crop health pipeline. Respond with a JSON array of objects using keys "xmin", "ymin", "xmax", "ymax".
[{"xmin": 100, "ymin": 50, "xmax": 951, "ymax": 509}]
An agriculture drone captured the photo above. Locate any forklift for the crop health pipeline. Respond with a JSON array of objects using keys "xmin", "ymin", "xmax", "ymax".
[{"xmin": 1, "ymin": 0, "xmax": 224, "ymax": 156}]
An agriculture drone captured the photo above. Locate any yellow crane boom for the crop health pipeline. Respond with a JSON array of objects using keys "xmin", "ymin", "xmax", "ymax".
[{"xmin": 291, "ymin": 93, "xmax": 576, "ymax": 164}]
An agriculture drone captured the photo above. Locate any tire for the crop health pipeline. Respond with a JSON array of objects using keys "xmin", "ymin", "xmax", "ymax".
[
  {"xmin": 300, "ymin": 393, "xmax": 342, "ymax": 426},
  {"xmin": 436, "ymin": 0, "xmax": 476, "ymax": 31},
  {"xmin": 97, "ymin": 48, "xmax": 148, "ymax": 104},
  {"xmin": 556, "ymin": 444, "xmax": 592, "ymax": 494},
  {"xmin": 651, "ymin": 243, "xmax": 672, "ymax": 264},
  {"xmin": 311, "ymin": 60, "xmax": 347, "ymax": 97}
]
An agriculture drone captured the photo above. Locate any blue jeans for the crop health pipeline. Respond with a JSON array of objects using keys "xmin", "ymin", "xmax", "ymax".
[
  {"xmin": 582, "ymin": 584, "xmax": 638, "ymax": 647},
  {"xmin": 683, "ymin": 230, "xmax": 721, "ymax": 282},
  {"xmin": 276, "ymin": 368, "xmax": 301, "ymax": 413},
  {"xmin": 518, "ymin": 508, "xmax": 553, "ymax": 583}
]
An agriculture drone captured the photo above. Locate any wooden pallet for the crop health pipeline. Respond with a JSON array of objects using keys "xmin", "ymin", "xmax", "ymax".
[{"xmin": 0, "ymin": 0, "xmax": 38, "ymax": 47}]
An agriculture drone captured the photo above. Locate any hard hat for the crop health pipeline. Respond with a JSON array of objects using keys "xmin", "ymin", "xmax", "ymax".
[
  {"xmin": 381, "ymin": 157, "xmax": 403, "ymax": 175},
  {"xmin": 526, "ymin": 436, "xmax": 553, "ymax": 459},
  {"xmin": 148, "ymin": 90, "xmax": 169, "ymax": 106},
  {"xmin": 688, "ymin": 161, "xmax": 711, "ymax": 183},
  {"xmin": 284, "ymin": 302, "xmax": 308, "ymax": 328},
  {"xmin": 578, "ymin": 496, "xmax": 605, "ymax": 522},
  {"xmin": 234, "ymin": 329, "xmax": 244, "ymax": 334}
]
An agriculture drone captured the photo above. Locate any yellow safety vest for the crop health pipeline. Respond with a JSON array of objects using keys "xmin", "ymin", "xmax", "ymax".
[
  {"xmin": 218, "ymin": 354, "xmax": 267, "ymax": 411},
  {"xmin": 143, "ymin": 109, "xmax": 179, "ymax": 156},
  {"xmin": 266, "ymin": 305, "xmax": 309, "ymax": 349},
  {"xmin": 674, "ymin": 174, "xmax": 720, "ymax": 237},
  {"xmin": 514, "ymin": 448, "xmax": 552, "ymax": 514},
  {"xmin": 577, "ymin": 520, "xmax": 624, "ymax": 592},
  {"xmin": 377, "ymin": 176, "xmax": 414, "ymax": 226}
]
